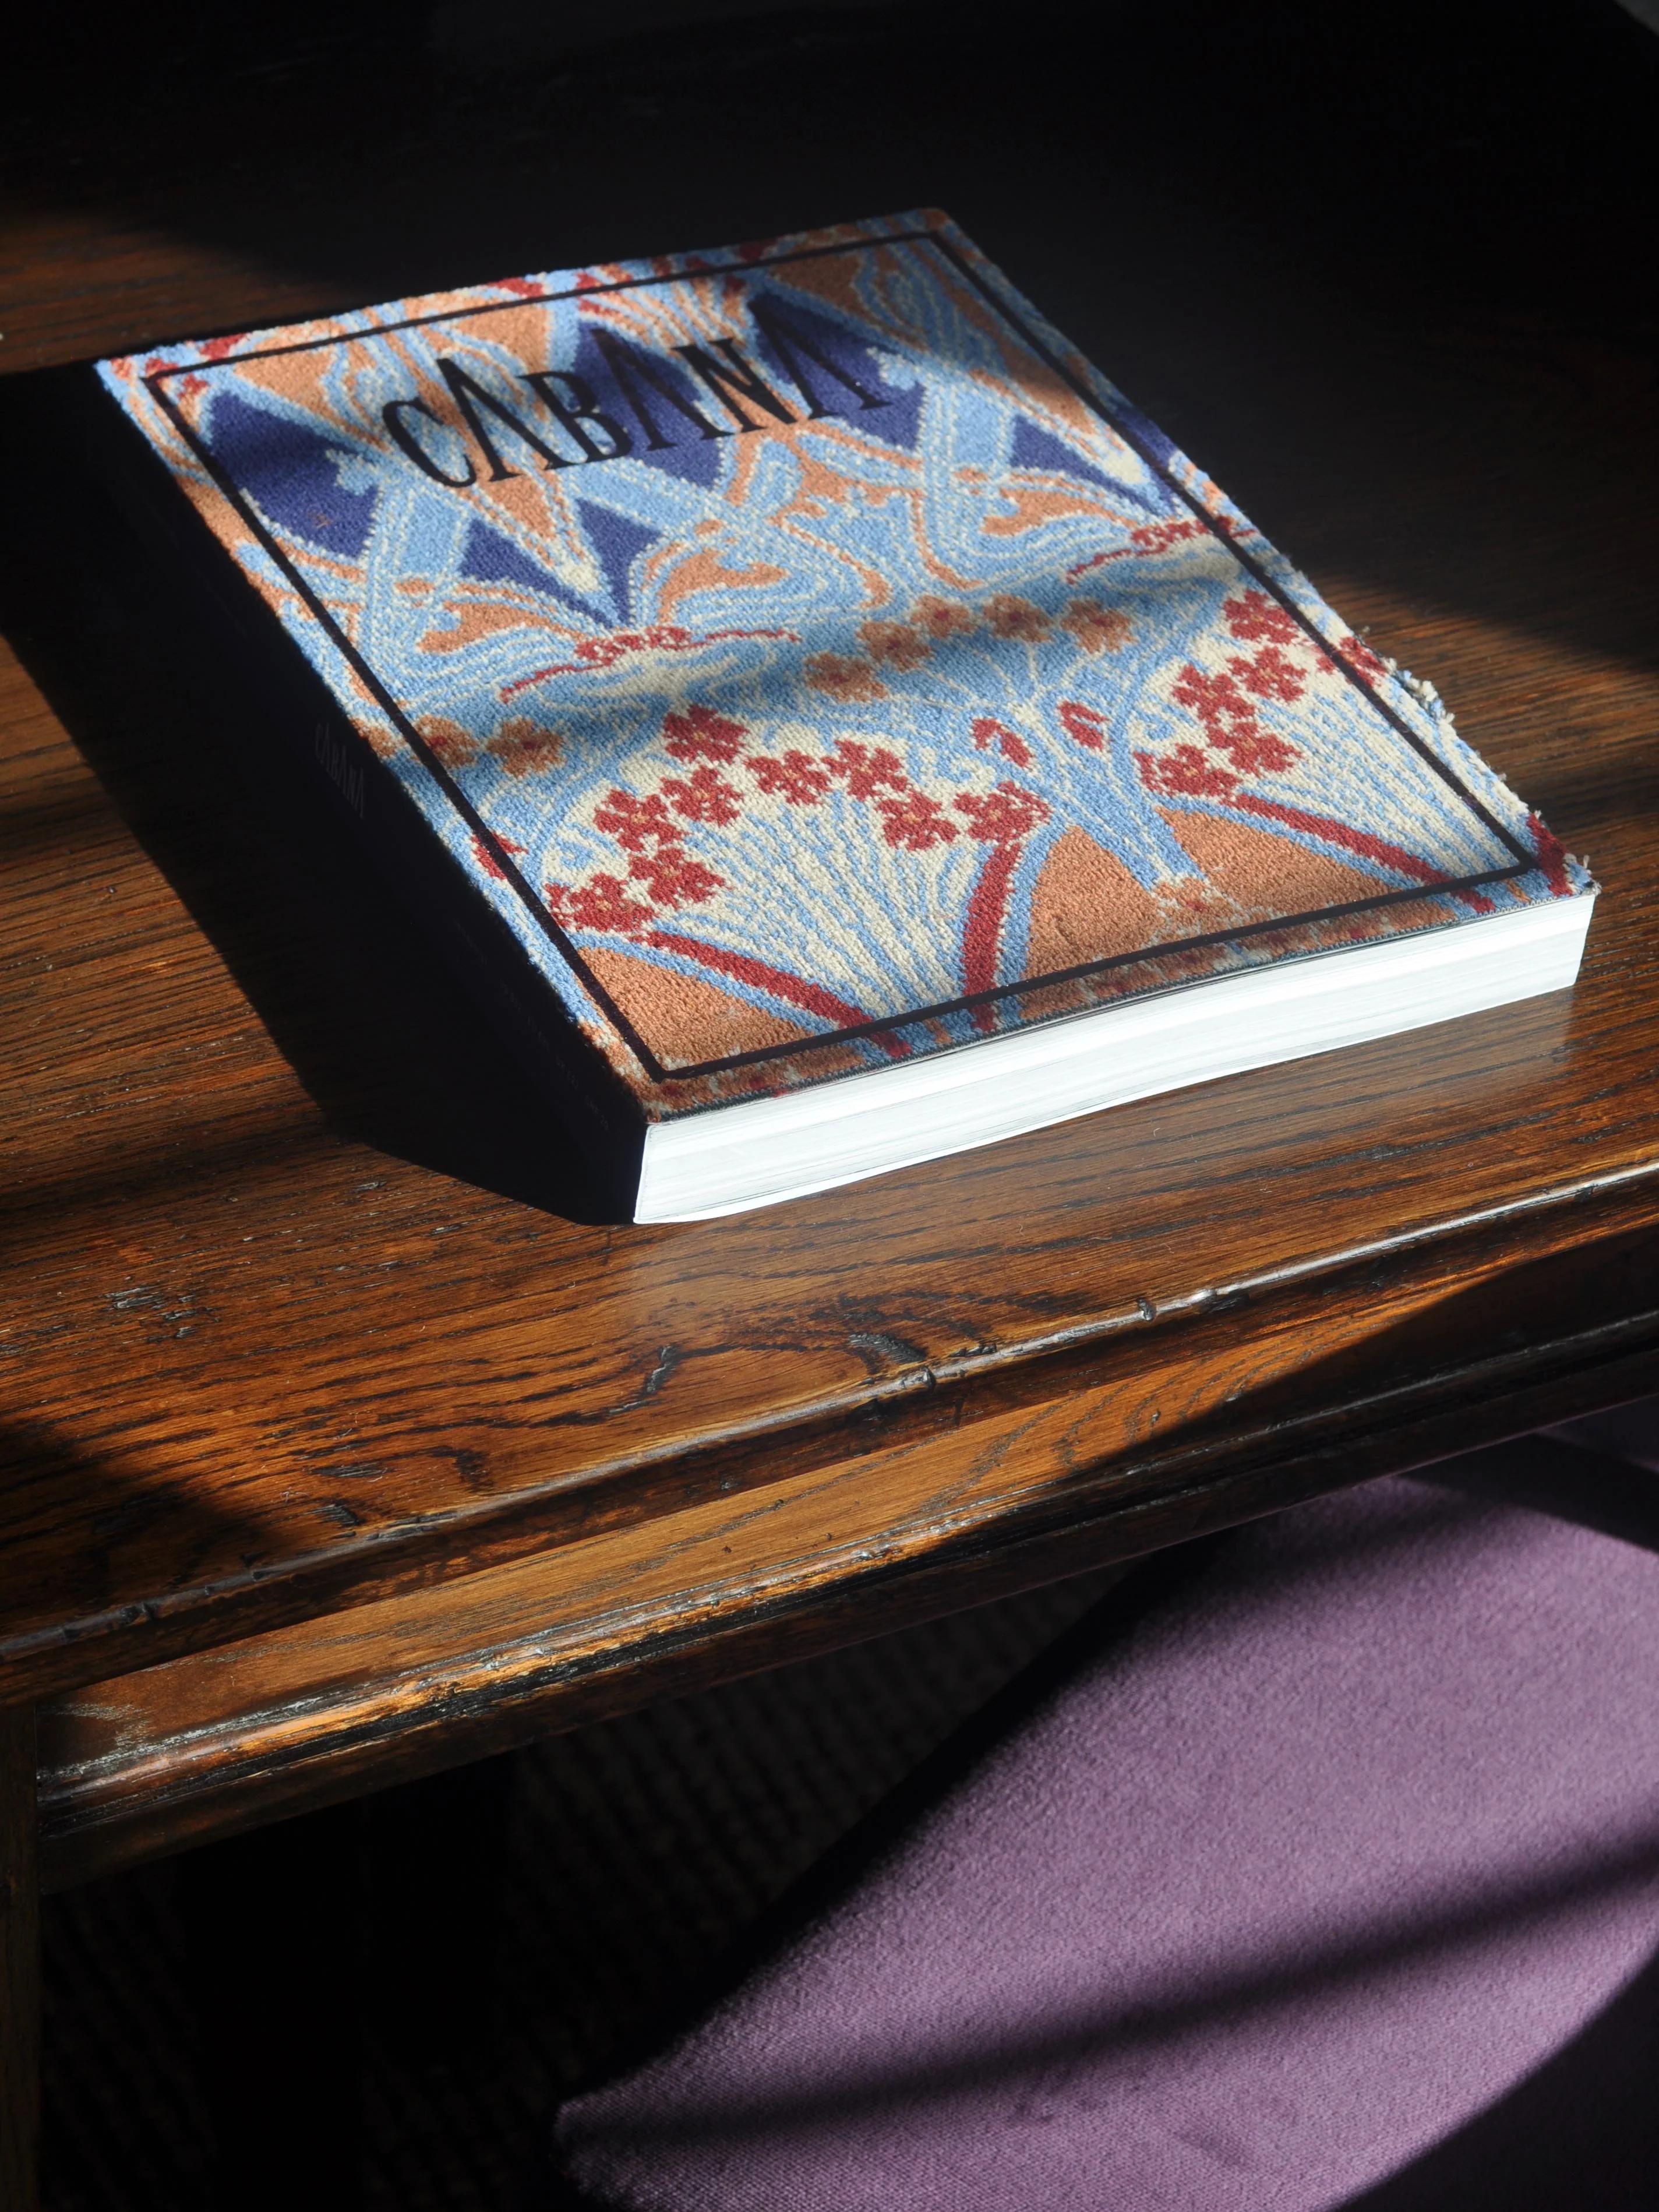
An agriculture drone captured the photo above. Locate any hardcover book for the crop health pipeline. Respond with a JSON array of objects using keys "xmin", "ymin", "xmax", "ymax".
[{"xmin": 92, "ymin": 209, "xmax": 1594, "ymax": 1220}]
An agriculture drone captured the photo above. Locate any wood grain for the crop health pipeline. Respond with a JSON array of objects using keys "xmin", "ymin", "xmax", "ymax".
[
  {"xmin": 0, "ymin": 1707, "xmax": 38, "ymax": 2212},
  {"xmin": 3, "ymin": 0, "xmax": 1657, "ymax": 1719},
  {"xmin": 36, "ymin": 1188, "xmax": 1659, "ymax": 1885}
]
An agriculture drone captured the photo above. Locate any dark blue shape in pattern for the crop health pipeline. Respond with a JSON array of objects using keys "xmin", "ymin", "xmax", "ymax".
[
  {"xmin": 569, "ymin": 325, "xmax": 724, "ymax": 488},
  {"xmin": 573, "ymin": 499, "xmax": 659, "ymax": 625},
  {"xmin": 1009, "ymin": 416, "xmax": 1113, "ymax": 488},
  {"xmin": 746, "ymin": 290, "xmax": 923, "ymax": 451},
  {"xmin": 206, "ymin": 391, "xmax": 378, "ymax": 558},
  {"xmin": 1106, "ymin": 397, "xmax": 1183, "ymax": 486},
  {"xmin": 459, "ymin": 517, "xmax": 605, "ymax": 624},
  {"xmin": 630, "ymin": 425, "xmax": 725, "ymax": 488},
  {"xmin": 1009, "ymin": 417, "xmax": 1170, "ymax": 513},
  {"xmin": 852, "ymin": 373, "xmax": 923, "ymax": 453}
]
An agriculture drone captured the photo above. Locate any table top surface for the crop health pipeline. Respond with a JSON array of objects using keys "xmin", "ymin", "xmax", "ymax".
[{"xmin": 5, "ymin": 0, "xmax": 1659, "ymax": 1708}]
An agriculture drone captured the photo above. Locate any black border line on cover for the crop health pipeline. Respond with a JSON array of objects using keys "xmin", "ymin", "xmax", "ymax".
[{"xmin": 140, "ymin": 224, "xmax": 1537, "ymax": 1091}]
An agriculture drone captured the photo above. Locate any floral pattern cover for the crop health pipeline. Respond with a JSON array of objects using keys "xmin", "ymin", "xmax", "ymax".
[{"xmin": 98, "ymin": 210, "xmax": 1586, "ymax": 1120}]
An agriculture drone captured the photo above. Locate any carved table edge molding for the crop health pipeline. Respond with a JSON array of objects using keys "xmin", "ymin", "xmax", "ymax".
[{"xmin": 10, "ymin": 1157, "xmax": 1659, "ymax": 1713}]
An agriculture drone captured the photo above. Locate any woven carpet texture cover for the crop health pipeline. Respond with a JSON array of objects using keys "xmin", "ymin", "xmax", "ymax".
[{"xmin": 98, "ymin": 209, "xmax": 1586, "ymax": 1117}]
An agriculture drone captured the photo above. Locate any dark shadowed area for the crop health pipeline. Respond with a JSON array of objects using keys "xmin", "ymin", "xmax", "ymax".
[
  {"xmin": 7, "ymin": 0, "xmax": 1657, "ymax": 2203},
  {"xmin": 40, "ymin": 1574, "xmax": 1114, "ymax": 2210}
]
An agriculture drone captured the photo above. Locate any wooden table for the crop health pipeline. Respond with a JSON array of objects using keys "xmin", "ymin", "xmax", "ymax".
[{"xmin": 4, "ymin": 2, "xmax": 1658, "ymax": 2199}]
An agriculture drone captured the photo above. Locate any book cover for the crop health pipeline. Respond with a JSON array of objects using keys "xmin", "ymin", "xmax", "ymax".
[{"xmin": 96, "ymin": 207, "xmax": 1587, "ymax": 1133}]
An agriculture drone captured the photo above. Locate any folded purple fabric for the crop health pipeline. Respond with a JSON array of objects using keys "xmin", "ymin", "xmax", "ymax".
[{"xmin": 553, "ymin": 1421, "xmax": 1659, "ymax": 2211}]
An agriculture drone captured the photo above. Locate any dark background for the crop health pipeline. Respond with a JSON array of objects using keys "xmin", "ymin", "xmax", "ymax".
[
  {"xmin": 8, "ymin": 0, "xmax": 1657, "ymax": 676},
  {"xmin": 6, "ymin": 1, "xmax": 1656, "ymax": 2204}
]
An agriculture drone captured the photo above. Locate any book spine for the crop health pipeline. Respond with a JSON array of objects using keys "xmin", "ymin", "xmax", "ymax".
[{"xmin": 74, "ymin": 369, "xmax": 647, "ymax": 1220}]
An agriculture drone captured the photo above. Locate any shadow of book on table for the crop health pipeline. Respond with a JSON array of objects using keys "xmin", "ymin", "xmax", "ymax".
[
  {"xmin": 0, "ymin": 1415, "xmax": 287, "ymax": 1710},
  {"xmin": 0, "ymin": 366, "xmax": 621, "ymax": 1227}
]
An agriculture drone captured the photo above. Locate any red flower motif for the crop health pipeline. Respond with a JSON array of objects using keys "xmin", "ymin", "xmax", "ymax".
[
  {"xmin": 416, "ymin": 715, "xmax": 479, "ymax": 768},
  {"xmin": 1170, "ymin": 665, "xmax": 1298, "ymax": 775},
  {"xmin": 487, "ymin": 719, "xmax": 563, "ymax": 777},
  {"xmin": 629, "ymin": 846, "xmax": 724, "ymax": 908},
  {"xmin": 984, "ymin": 594, "xmax": 1051, "ymax": 642},
  {"xmin": 824, "ymin": 738, "xmax": 906, "ymax": 799},
  {"xmin": 1222, "ymin": 589, "xmax": 1299, "ymax": 648},
  {"xmin": 1136, "ymin": 746, "xmax": 1238, "ymax": 799},
  {"xmin": 1061, "ymin": 598, "xmax": 1132, "ymax": 654},
  {"xmin": 594, "ymin": 788, "xmax": 680, "ymax": 852},
  {"xmin": 1058, "ymin": 699, "xmax": 1109, "ymax": 751},
  {"xmin": 971, "ymin": 717, "xmax": 1034, "ymax": 768},
  {"xmin": 1229, "ymin": 644, "xmax": 1304, "ymax": 704},
  {"xmin": 912, "ymin": 594, "xmax": 978, "ymax": 638},
  {"xmin": 1127, "ymin": 519, "xmax": 1203, "ymax": 555},
  {"xmin": 955, "ymin": 782, "xmax": 1050, "ymax": 842},
  {"xmin": 663, "ymin": 765, "xmax": 742, "ymax": 826},
  {"xmin": 804, "ymin": 652, "xmax": 888, "ymax": 703},
  {"xmin": 751, "ymin": 749, "xmax": 832, "ymax": 804},
  {"xmin": 878, "ymin": 789, "xmax": 958, "ymax": 851},
  {"xmin": 859, "ymin": 619, "xmax": 931, "ymax": 669},
  {"xmin": 1221, "ymin": 726, "xmax": 1300, "ymax": 775},
  {"xmin": 663, "ymin": 705, "xmax": 747, "ymax": 763},
  {"xmin": 1171, "ymin": 663, "xmax": 1251, "ymax": 731},
  {"xmin": 556, "ymin": 874, "xmax": 655, "ymax": 936}
]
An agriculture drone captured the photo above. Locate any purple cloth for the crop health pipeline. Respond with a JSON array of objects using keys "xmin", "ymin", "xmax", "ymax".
[{"xmin": 553, "ymin": 1421, "xmax": 1659, "ymax": 2211}]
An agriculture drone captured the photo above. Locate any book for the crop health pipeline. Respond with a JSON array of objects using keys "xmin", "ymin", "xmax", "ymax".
[{"xmin": 90, "ymin": 208, "xmax": 1594, "ymax": 1222}]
